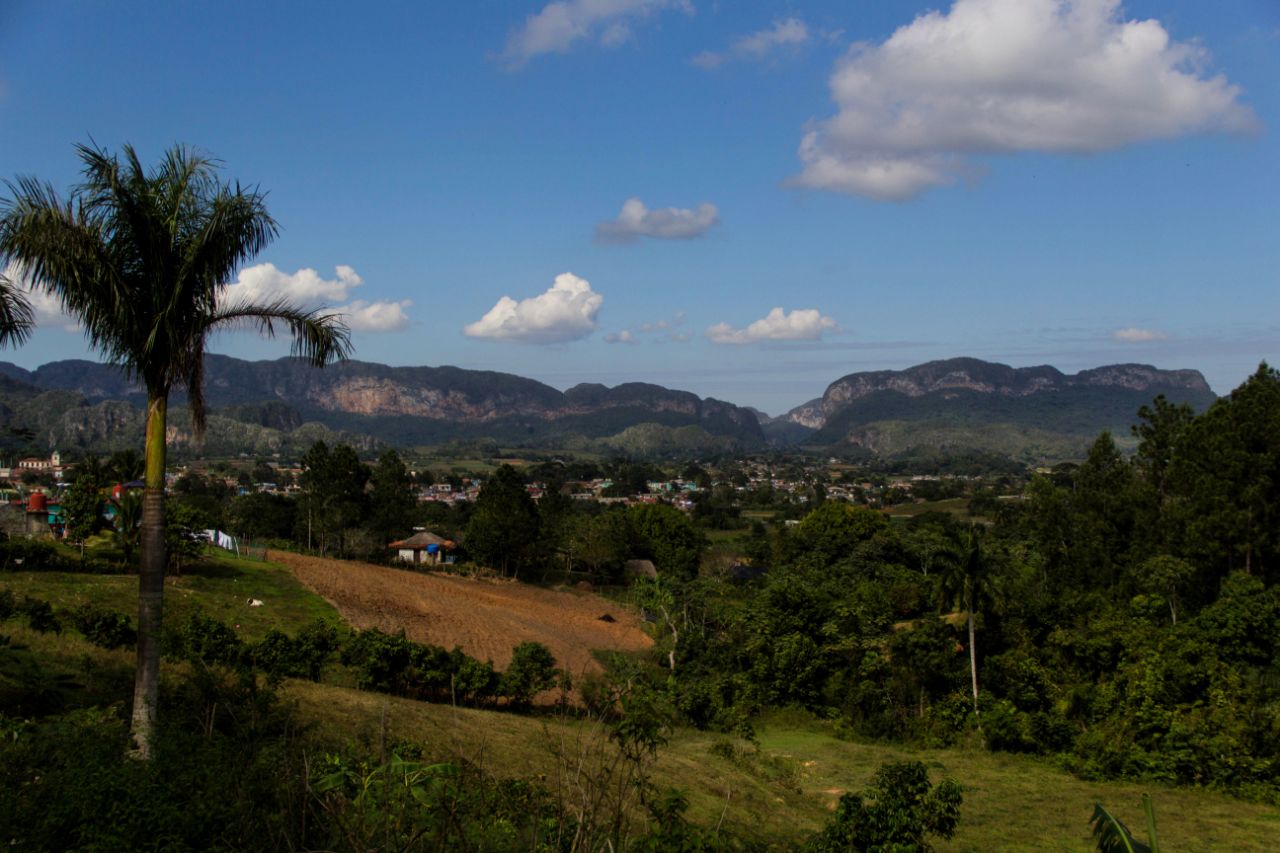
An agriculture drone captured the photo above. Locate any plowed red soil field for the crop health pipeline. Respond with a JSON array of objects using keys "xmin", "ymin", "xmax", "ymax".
[{"xmin": 268, "ymin": 551, "xmax": 652, "ymax": 680}]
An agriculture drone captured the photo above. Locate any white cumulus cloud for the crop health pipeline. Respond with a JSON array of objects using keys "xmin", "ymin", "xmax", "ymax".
[
  {"xmin": 595, "ymin": 198, "xmax": 720, "ymax": 244},
  {"xmin": 792, "ymin": 0, "xmax": 1260, "ymax": 201},
  {"xmin": 706, "ymin": 307, "xmax": 839, "ymax": 345},
  {"xmin": 342, "ymin": 299, "xmax": 413, "ymax": 332},
  {"xmin": 224, "ymin": 263, "xmax": 412, "ymax": 333},
  {"xmin": 1113, "ymin": 327, "xmax": 1168, "ymax": 342},
  {"xmin": 692, "ymin": 18, "xmax": 810, "ymax": 69},
  {"xmin": 224, "ymin": 263, "xmax": 363, "ymax": 304},
  {"xmin": 465, "ymin": 272, "xmax": 603, "ymax": 344},
  {"xmin": 499, "ymin": 0, "xmax": 692, "ymax": 68}
]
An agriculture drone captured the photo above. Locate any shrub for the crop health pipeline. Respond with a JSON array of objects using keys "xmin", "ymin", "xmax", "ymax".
[
  {"xmin": 71, "ymin": 604, "xmax": 136, "ymax": 649},
  {"xmin": 340, "ymin": 628, "xmax": 419, "ymax": 694},
  {"xmin": 0, "ymin": 587, "xmax": 14, "ymax": 620},
  {"xmin": 452, "ymin": 652, "xmax": 499, "ymax": 704},
  {"xmin": 165, "ymin": 611, "xmax": 244, "ymax": 667},
  {"xmin": 18, "ymin": 596, "xmax": 60, "ymax": 634},
  {"xmin": 0, "ymin": 538, "xmax": 63, "ymax": 571},
  {"xmin": 499, "ymin": 641, "xmax": 559, "ymax": 708},
  {"xmin": 805, "ymin": 761, "xmax": 962, "ymax": 853},
  {"xmin": 246, "ymin": 620, "xmax": 337, "ymax": 681}
]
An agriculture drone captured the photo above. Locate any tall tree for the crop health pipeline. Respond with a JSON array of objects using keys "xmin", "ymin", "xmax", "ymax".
[
  {"xmin": 939, "ymin": 525, "xmax": 989, "ymax": 714},
  {"xmin": 0, "ymin": 142, "xmax": 350, "ymax": 758},
  {"xmin": 367, "ymin": 449, "xmax": 416, "ymax": 547},
  {"xmin": 299, "ymin": 441, "xmax": 370, "ymax": 556},
  {"xmin": 465, "ymin": 464, "xmax": 539, "ymax": 577}
]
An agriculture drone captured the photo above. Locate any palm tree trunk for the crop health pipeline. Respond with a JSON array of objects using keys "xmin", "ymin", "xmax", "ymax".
[
  {"xmin": 130, "ymin": 393, "xmax": 168, "ymax": 759},
  {"xmin": 967, "ymin": 592, "xmax": 979, "ymax": 715}
]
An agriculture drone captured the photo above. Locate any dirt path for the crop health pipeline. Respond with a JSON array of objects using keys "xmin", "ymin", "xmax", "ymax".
[{"xmin": 268, "ymin": 550, "xmax": 652, "ymax": 679}]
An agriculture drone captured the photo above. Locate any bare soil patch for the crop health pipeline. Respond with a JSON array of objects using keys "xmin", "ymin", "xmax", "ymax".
[{"xmin": 268, "ymin": 551, "xmax": 652, "ymax": 680}]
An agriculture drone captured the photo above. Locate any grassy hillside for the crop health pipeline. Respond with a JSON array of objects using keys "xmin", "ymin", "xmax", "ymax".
[
  {"xmin": 286, "ymin": 683, "xmax": 1280, "ymax": 851},
  {"xmin": 4, "ymin": 554, "xmax": 1277, "ymax": 850},
  {"xmin": 1, "ymin": 551, "xmax": 341, "ymax": 642}
]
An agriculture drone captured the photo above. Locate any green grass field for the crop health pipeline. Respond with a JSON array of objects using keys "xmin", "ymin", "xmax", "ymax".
[
  {"xmin": 0, "ymin": 548, "xmax": 341, "ymax": 642},
  {"xmin": 4, "ymin": 554, "xmax": 1278, "ymax": 850},
  {"xmin": 886, "ymin": 497, "xmax": 973, "ymax": 519},
  {"xmin": 285, "ymin": 683, "xmax": 1280, "ymax": 851}
]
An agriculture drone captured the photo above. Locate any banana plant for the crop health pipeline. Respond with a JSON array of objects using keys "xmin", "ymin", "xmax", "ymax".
[{"xmin": 1090, "ymin": 793, "xmax": 1160, "ymax": 853}]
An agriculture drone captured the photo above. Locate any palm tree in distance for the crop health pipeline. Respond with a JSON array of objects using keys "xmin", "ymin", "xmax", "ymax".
[
  {"xmin": 0, "ymin": 142, "xmax": 351, "ymax": 758},
  {"xmin": 939, "ymin": 524, "xmax": 990, "ymax": 716}
]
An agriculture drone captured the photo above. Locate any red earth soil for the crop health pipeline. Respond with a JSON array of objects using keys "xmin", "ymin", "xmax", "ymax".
[{"xmin": 268, "ymin": 550, "xmax": 652, "ymax": 681}]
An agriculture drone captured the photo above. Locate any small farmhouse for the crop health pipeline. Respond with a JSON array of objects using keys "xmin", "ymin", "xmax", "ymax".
[{"xmin": 388, "ymin": 531, "xmax": 455, "ymax": 566}]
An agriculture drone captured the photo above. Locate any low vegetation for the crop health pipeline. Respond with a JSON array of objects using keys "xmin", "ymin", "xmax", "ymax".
[{"xmin": 1, "ymin": 363, "xmax": 1278, "ymax": 848}]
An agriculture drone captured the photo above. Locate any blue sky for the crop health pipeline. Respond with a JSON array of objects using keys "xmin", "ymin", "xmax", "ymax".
[{"xmin": 1, "ymin": 0, "xmax": 1277, "ymax": 414}]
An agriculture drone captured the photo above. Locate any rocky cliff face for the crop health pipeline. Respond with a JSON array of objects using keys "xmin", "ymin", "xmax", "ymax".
[
  {"xmin": 788, "ymin": 358, "xmax": 1214, "ymax": 428},
  {"xmin": 0, "ymin": 355, "xmax": 766, "ymax": 448}
]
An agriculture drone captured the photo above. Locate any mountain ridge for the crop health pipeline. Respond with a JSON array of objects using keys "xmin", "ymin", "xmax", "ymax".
[
  {"xmin": 0, "ymin": 355, "xmax": 765, "ymax": 452},
  {"xmin": 0, "ymin": 355, "xmax": 1218, "ymax": 461}
]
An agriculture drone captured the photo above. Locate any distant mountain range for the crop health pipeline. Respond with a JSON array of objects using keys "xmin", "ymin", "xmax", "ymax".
[
  {"xmin": 0, "ymin": 355, "xmax": 764, "ymax": 458},
  {"xmin": 769, "ymin": 357, "xmax": 1216, "ymax": 461},
  {"xmin": 0, "ymin": 355, "xmax": 1216, "ymax": 462}
]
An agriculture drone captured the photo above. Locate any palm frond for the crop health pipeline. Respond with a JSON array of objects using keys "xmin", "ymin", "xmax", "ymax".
[
  {"xmin": 204, "ymin": 297, "xmax": 353, "ymax": 366},
  {"xmin": 0, "ymin": 271, "xmax": 35, "ymax": 348}
]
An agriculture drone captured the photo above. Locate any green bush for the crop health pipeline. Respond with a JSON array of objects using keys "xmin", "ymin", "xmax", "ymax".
[
  {"xmin": 18, "ymin": 596, "xmax": 60, "ymax": 634},
  {"xmin": 0, "ymin": 538, "xmax": 63, "ymax": 571},
  {"xmin": 164, "ymin": 611, "xmax": 244, "ymax": 667},
  {"xmin": 246, "ymin": 620, "xmax": 338, "ymax": 681},
  {"xmin": 804, "ymin": 761, "xmax": 962, "ymax": 852},
  {"xmin": 499, "ymin": 641, "xmax": 559, "ymax": 708},
  {"xmin": 71, "ymin": 604, "xmax": 136, "ymax": 649}
]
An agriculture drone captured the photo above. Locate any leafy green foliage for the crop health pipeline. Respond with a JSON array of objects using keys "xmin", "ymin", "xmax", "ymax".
[
  {"xmin": 245, "ymin": 619, "xmax": 338, "ymax": 681},
  {"xmin": 1091, "ymin": 794, "xmax": 1160, "ymax": 853},
  {"xmin": 300, "ymin": 440, "xmax": 371, "ymax": 557},
  {"xmin": 464, "ymin": 464, "xmax": 540, "ymax": 577},
  {"xmin": 70, "ymin": 604, "xmax": 136, "ymax": 649},
  {"xmin": 499, "ymin": 641, "xmax": 560, "ymax": 708},
  {"xmin": 17, "ymin": 595, "xmax": 60, "ymax": 634},
  {"xmin": 629, "ymin": 502, "xmax": 705, "ymax": 581},
  {"xmin": 366, "ymin": 449, "xmax": 418, "ymax": 549},
  {"xmin": 340, "ymin": 628, "xmax": 555, "ymax": 709},
  {"xmin": 805, "ymin": 761, "xmax": 962, "ymax": 852},
  {"xmin": 165, "ymin": 610, "xmax": 245, "ymax": 667}
]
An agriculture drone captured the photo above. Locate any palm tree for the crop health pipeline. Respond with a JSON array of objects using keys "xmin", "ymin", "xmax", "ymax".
[
  {"xmin": 111, "ymin": 489, "xmax": 144, "ymax": 566},
  {"xmin": 0, "ymin": 266, "xmax": 35, "ymax": 346},
  {"xmin": 0, "ymin": 142, "xmax": 351, "ymax": 758},
  {"xmin": 939, "ymin": 524, "xmax": 989, "ymax": 715}
]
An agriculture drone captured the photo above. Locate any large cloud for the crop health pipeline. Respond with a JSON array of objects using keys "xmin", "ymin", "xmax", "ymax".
[
  {"xmin": 692, "ymin": 18, "xmax": 810, "ymax": 69},
  {"xmin": 595, "ymin": 198, "xmax": 719, "ymax": 243},
  {"xmin": 499, "ymin": 0, "xmax": 691, "ymax": 68},
  {"xmin": 224, "ymin": 263, "xmax": 363, "ymax": 304},
  {"xmin": 223, "ymin": 263, "xmax": 411, "ymax": 332},
  {"xmin": 707, "ymin": 307, "xmax": 838, "ymax": 345},
  {"xmin": 793, "ymin": 0, "xmax": 1259, "ymax": 201},
  {"xmin": 464, "ymin": 272, "xmax": 603, "ymax": 344}
]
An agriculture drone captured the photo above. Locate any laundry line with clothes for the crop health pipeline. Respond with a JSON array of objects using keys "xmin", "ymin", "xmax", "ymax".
[{"xmin": 201, "ymin": 529, "xmax": 239, "ymax": 556}]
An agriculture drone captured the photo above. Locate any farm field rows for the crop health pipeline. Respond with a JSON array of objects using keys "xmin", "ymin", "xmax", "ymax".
[{"xmin": 267, "ymin": 550, "xmax": 652, "ymax": 677}]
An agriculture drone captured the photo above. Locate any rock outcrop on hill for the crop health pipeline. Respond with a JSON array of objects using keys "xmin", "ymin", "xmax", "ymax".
[
  {"xmin": 0, "ymin": 354, "xmax": 1219, "ymax": 461},
  {"xmin": 776, "ymin": 357, "xmax": 1216, "ymax": 459},
  {"xmin": 0, "ymin": 355, "xmax": 766, "ymax": 452}
]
